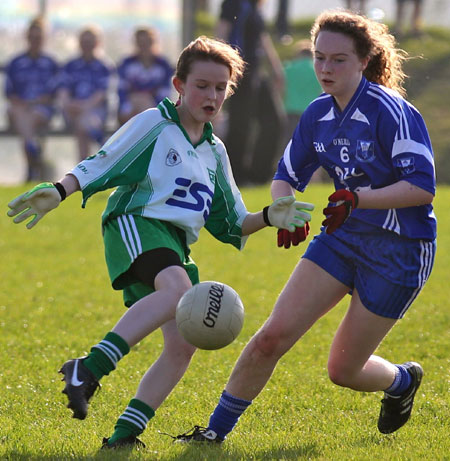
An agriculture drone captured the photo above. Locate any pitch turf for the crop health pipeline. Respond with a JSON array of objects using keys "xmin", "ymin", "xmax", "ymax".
[{"xmin": 0, "ymin": 184, "xmax": 448, "ymax": 460}]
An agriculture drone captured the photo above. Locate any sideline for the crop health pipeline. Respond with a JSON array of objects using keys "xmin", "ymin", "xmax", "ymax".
[{"xmin": 0, "ymin": 137, "xmax": 79, "ymax": 186}]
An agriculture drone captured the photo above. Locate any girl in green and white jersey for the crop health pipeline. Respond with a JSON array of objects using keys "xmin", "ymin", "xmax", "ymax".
[{"xmin": 8, "ymin": 36, "xmax": 313, "ymax": 448}]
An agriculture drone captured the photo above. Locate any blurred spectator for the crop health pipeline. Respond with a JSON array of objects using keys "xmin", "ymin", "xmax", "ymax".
[
  {"xmin": 393, "ymin": 0, "xmax": 425, "ymax": 38},
  {"xmin": 282, "ymin": 39, "xmax": 322, "ymax": 146},
  {"xmin": 216, "ymin": 0, "xmax": 286, "ymax": 185},
  {"xmin": 58, "ymin": 26, "xmax": 113, "ymax": 161},
  {"xmin": 345, "ymin": 0, "xmax": 367, "ymax": 14},
  {"xmin": 4, "ymin": 17, "xmax": 59, "ymax": 181},
  {"xmin": 117, "ymin": 27, "xmax": 174, "ymax": 125}
]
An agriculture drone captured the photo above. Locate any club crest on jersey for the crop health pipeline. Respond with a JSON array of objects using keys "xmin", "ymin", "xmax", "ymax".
[
  {"xmin": 355, "ymin": 140, "xmax": 375, "ymax": 162},
  {"xmin": 396, "ymin": 156, "xmax": 415, "ymax": 174},
  {"xmin": 166, "ymin": 149, "xmax": 182, "ymax": 166}
]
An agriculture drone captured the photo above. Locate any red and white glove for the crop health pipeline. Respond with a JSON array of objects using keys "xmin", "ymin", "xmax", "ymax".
[
  {"xmin": 277, "ymin": 222, "xmax": 310, "ymax": 249},
  {"xmin": 322, "ymin": 189, "xmax": 358, "ymax": 235}
]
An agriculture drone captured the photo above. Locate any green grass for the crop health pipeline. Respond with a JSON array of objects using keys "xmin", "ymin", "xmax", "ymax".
[{"xmin": 0, "ymin": 184, "xmax": 449, "ymax": 460}]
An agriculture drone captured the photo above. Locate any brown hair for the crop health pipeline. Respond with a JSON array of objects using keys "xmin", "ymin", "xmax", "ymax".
[
  {"xmin": 311, "ymin": 10, "xmax": 408, "ymax": 96},
  {"xmin": 79, "ymin": 25, "xmax": 101, "ymax": 38},
  {"xmin": 175, "ymin": 36, "xmax": 245, "ymax": 97},
  {"xmin": 134, "ymin": 26, "xmax": 157, "ymax": 42}
]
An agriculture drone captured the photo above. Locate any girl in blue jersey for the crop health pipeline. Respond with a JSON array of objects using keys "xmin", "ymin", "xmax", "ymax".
[
  {"xmin": 117, "ymin": 26, "xmax": 174, "ymax": 126},
  {"xmin": 176, "ymin": 10, "xmax": 436, "ymax": 443},
  {"xmin": 5, "ymin": 17, "xmax": 59, "ymax": 181},
  {"xmin": 59, "ymin": 26, "xmax": 112, "ymax": 161},
  {"xmin": 7, "ymin": 36, "xmax": 313, "ymax": 449}
]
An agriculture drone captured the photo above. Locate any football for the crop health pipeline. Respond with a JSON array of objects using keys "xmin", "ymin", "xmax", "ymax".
[{"xmin": 176, "ymin": 281, "xmax": 244, "ymax": 350}]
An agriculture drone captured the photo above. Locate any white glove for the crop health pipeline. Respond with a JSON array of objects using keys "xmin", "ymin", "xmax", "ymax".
[
  {"xmin": 7, "ymin": 182, "xmax": 62, "ymax": 229},
  {"xmin": 267, "ymin": 196, "xmax": 314, "ymax": 232}
]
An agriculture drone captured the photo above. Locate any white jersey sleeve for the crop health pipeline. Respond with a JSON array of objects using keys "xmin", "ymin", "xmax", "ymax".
[{"xmin": 70, "ymin": 109, "xmax": 171, "ymax": 206}]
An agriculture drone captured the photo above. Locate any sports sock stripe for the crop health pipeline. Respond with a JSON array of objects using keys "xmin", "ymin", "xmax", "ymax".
[
  {"xmin": 118, "ymin": 407, "xmax": 150, "ymax": 430},
  {"xmin": 99, "ymin": 340, "xmax": 123, "ymax": 362},
  {"xmin": 94, "ymin": 344, "xmax": 118, "ymax": 366},
  {"xmin": 119, "ymin": 415, "xmax": 146, "ymax": 430},
  {"xmin": 125, "ymin": 407, "xmax": 148, "ymax": 426},
  {"xmin": 219, "ymin": 399, "xmax": 250, "ymax": 413},
  {"xmin": 208, "ymin": 390, "xmax": 252, "ymax": 440}
]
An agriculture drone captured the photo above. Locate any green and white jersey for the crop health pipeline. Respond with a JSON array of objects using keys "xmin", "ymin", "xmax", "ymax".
[{"xmin": 71, "ymin": 98, "xmax": 249, "ymax": 249}]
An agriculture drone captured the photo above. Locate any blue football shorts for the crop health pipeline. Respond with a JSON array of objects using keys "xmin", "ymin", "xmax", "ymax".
[
  {"xmin": 303, "ymin": 219, "xmax": 435, "ymax": 319},
  {"xmin": 31, "ymin": 103, "xmax": 55, "ymax": 121}
]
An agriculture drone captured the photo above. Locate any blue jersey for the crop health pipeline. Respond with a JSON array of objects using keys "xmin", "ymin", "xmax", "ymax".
[
  {"xmin": 5, "ymin": 52, "xmax": 59, "ymax": 100},
  {"xmin": 117, "ymin": 55, "xmax": 173, "ymax": 110},
  {"xmin": 275, "ymin": 77, "xmax": 436, "ymax": 240},
  {"xmin": 59, "ymin": 56, "xmax": 111, "ymax": 100}
]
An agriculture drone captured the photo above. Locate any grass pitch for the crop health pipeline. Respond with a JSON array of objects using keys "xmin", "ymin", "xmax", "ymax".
[{"xmin": 0, "ymin": 184, "xmax": 448, "ymax": 460}]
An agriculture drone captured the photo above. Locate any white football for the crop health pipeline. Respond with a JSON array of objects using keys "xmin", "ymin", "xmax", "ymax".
[{"xmin": 176, "ymin": 281, "xmax": 244, "ymax": 350}]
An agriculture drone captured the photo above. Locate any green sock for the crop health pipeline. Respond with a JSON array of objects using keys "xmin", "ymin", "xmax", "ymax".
[
  {"xmin": 83, "ymin": 332, "xmax": 130, "ymax": 380},
  {"xmin": 108, "ymin": 398, "xmax": 155, "ymax": 445}
]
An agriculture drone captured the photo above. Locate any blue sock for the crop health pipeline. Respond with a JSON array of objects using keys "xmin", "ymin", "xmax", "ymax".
[
  {"xmin": 25, "ymin": 140, "xmax": 41, "ymax": 159},
  {"xmin": 385, "ymin": 364, "xmax": 412, "ymax": 396},
  {"xmin": 208, "ymin": 390, "xmax": 252, "ymax": 440}
]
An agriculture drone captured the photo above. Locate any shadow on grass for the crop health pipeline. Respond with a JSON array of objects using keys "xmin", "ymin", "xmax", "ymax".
[
  {"xmin": 2, "ymin": 442, "xmax": 321, "ymax": 460},
  {"xmin": 170, "ymin": 441, "xmax": 320, "ymax": 460}
]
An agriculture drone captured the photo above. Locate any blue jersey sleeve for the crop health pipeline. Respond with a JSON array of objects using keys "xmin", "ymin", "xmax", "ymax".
[
  {"xmin": 378, "ymin": 99, "xmax": 436, "ymax": 196},
  {"xmin": 274, "ymin": 110, "xmax": 320, "ymax": 191}
]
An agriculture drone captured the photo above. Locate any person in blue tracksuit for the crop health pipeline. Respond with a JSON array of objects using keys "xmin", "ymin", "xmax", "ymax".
[
  {"xmin": 177, "ymin": 9, "xmax": 436, "ymax": 443},
  {"xmin": 59, "ymin": 26, "xmax": 113, "ymax": 161},
  {"xmin": 5, "ymin": 17, "xmax": 59, "ymax": 181},
  {"xmin": 116, "ymin": 26, "xmax": 174, "ymax": 126}
]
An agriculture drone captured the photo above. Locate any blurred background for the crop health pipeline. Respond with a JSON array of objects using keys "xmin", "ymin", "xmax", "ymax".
[{"xmin": 1, "ymin": 0, "xmax": 449, "ymax": 184}]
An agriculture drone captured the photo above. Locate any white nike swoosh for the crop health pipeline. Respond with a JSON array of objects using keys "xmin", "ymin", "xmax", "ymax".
[{"xmin": 70, "ymin": 360, "xmax": 84, "ymax": 387}]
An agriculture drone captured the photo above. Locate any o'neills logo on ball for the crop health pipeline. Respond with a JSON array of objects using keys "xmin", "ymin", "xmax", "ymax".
[{"xmin": 203, "ymin": 283, "xmax": 225, "ymax": 328}]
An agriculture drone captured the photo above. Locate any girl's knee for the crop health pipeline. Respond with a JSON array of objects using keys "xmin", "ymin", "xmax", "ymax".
[
  {"xmin": 253, "ymin": 328, "xmax": 284, "ymax": 358},
  {"xmin": 164, "ymin": 339, "xmax": 196, "ymax": 366},
  {"xmin": 156, "ymin": 267, "xmax": 192, "ymax": 302},
  {"xmin": 327, "ymin": 359, "xmax": 356, "ymax": 387}
]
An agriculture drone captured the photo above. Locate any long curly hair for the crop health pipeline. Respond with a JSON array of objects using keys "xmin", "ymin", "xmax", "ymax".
[{"xmin": 311, "ymin": 10, "xmax": 408, "ymax": 97}]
